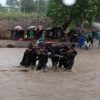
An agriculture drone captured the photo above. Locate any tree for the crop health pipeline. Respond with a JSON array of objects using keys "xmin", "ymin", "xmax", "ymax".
[
  {"xmin": 0, "ymin": 3, "xmax": 3, "ymax": 11},
  {"xmin": 20, "ymin": 0, "xmax": 34, "ymax": 13},
  {"xmin": 6, "ymin": 0, "xmax": 19, "ymax": 7},
  {"xmin": 95, "ymin": 0, "xmax": 100, "ymax": 22},
  {"xmin": 47, "ymin": 0, "xmax": 69, "ymax": 26},
  {"xmin": 72, "ymin": 0, "xmax": 99, "ymax": 26},
  {"xmin": 34, "ymin": 0, "xmax": 48, "ymax": 15},
  {"xmin": 47, "ymin": 0, "xmax": 99, "ymax": 27}
]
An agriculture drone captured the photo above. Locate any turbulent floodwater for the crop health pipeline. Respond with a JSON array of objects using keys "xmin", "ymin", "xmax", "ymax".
[
  {"xmin": 0, "ymin": 48, "xmax": 25, "ymax": 69},
  {"xmin": 0, "ymin": 48, "xmax": 100, "ymax": 100}
]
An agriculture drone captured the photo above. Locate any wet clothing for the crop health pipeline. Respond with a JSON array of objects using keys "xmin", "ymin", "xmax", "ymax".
[
  {"xmin": 20, "ymin": 48, "xmax": 37, "ymax": 67},
  {"xmin": 64, "ymin": 49, "xmax": 77, "ymax": 70},
  {"xmin": 88, "ymin": 32, "xmax": 93, "ymax": 44},
  {"xmin": 58, "ymin": 46, "xmax": 69, "ymax": 68},
  {"xmin": 78, "ymin": 34, "xmax": 85, "ymax": 48},
  {"xmin": 36, "ymin": 51, "xmax": 48, "ymax": 70},
  {"xmin": 30, "ymin": 49, "xmax": 37, "ymax": 66},
  {"xmin": 20, "ymin": 49, "xmax": 32, "ymax": 67},
  {"xmin": 58, "ymin": 52, "xmax": 66, "ymax": 68},
  {"xmin": 84, "ymin": 33, "xmax": 93, "ymax": 49},
  {"xmin": 50, "ymin": 45, "xmax": 69, "ymax": 67}
]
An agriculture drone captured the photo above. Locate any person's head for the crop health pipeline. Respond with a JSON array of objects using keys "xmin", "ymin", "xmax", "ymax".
[
  {"xmin": 59, "ymin": 48, "xmax": 64, "ymax": 52},
  {"xmin": 28, "ymin": 43, "xmax": 33, "ymax": 49},
  {"xmin": 70, "ymin": 44, "xmax": 76, "ymax": 49},
  {"xmin": 43, "ymin": 30, "xmax": 46, "ymax": 33},
  {"xmin": 40, "ymin": 47, "xmax": 46, "ymax": 53},
  {"xmin": 36, "ymin": 26, "xmax": 39, "ymax": 30},
  {"xmin": 24, "ymin": 31, "xmax": 27, "ymax": 34}
]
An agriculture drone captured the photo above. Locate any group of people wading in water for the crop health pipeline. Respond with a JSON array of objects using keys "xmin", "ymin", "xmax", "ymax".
[
  {"xmin": 20, "ymin": 43, "xmax": 77, "ymax": 72},
  {"xmin": 19, "ymin": 17, "xmax": 100, "ymax": 72}
]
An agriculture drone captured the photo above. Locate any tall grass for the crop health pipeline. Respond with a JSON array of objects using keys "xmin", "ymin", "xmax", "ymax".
[{"xmin": 0, "ymin": 11, "xmax": 43, "ymax": 20}]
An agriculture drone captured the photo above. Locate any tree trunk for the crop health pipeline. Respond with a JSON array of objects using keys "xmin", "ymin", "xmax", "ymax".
[{"xmin": 62, "ymin": 15, "xmax": 72, "ymax": 31}]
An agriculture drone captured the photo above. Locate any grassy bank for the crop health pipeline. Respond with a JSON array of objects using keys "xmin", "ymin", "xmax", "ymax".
[{"xmin": 0, "ymin": 11, "xmax": 44, "ymax": 20}]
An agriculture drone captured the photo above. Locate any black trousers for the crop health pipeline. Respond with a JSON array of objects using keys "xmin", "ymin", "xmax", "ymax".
[
  {"xmin": 20, "ymin": 50, "xmax": 37, "ymax": 67},
  {"xmin": 20, "ymin": 50, "xmax": 31, "ymax": 67},
  {"xmin": 64, "ymin": 58, "xmax": 74, "ymax": 70},
  {"xmin": 37, "ymin": 62, "xmax": 47, "ymax": 70},
  {"xmin": 59, "ymin": 58, "xmax": 65, "ymax": 67}
]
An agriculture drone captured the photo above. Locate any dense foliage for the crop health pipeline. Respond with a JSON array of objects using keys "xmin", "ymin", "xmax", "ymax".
[
  {"xmin": 6, "ymin": 0, "xmax": 19, "ymax": 7},
  {"xmin": 5, "ymin": 0, "xmax": 48, "ymax": 14},
  {"xmin": 3, "ymin": 0, "xmax": 100, "ymax": 28},
  {"xmin": 20, "ymin": 0, "xmax": 34, "ymax": 13},
  {"xmin": 47, "ymin": 0, "xmax": 100, "ymax": 26}
]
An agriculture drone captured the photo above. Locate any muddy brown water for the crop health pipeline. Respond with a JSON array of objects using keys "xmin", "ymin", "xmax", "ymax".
[{"xmin": 0, "ymin": 48, "xmax": 100, "ymax": 100}]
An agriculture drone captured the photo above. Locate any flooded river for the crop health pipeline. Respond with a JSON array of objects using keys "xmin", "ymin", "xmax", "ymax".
[
  {"xmin": 0, "ymin": 48, "xmax": 25, "ymax": 70},
  {"xmin": 0, "ymin": 48, "xmax": 100, "ymax": 100}
]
